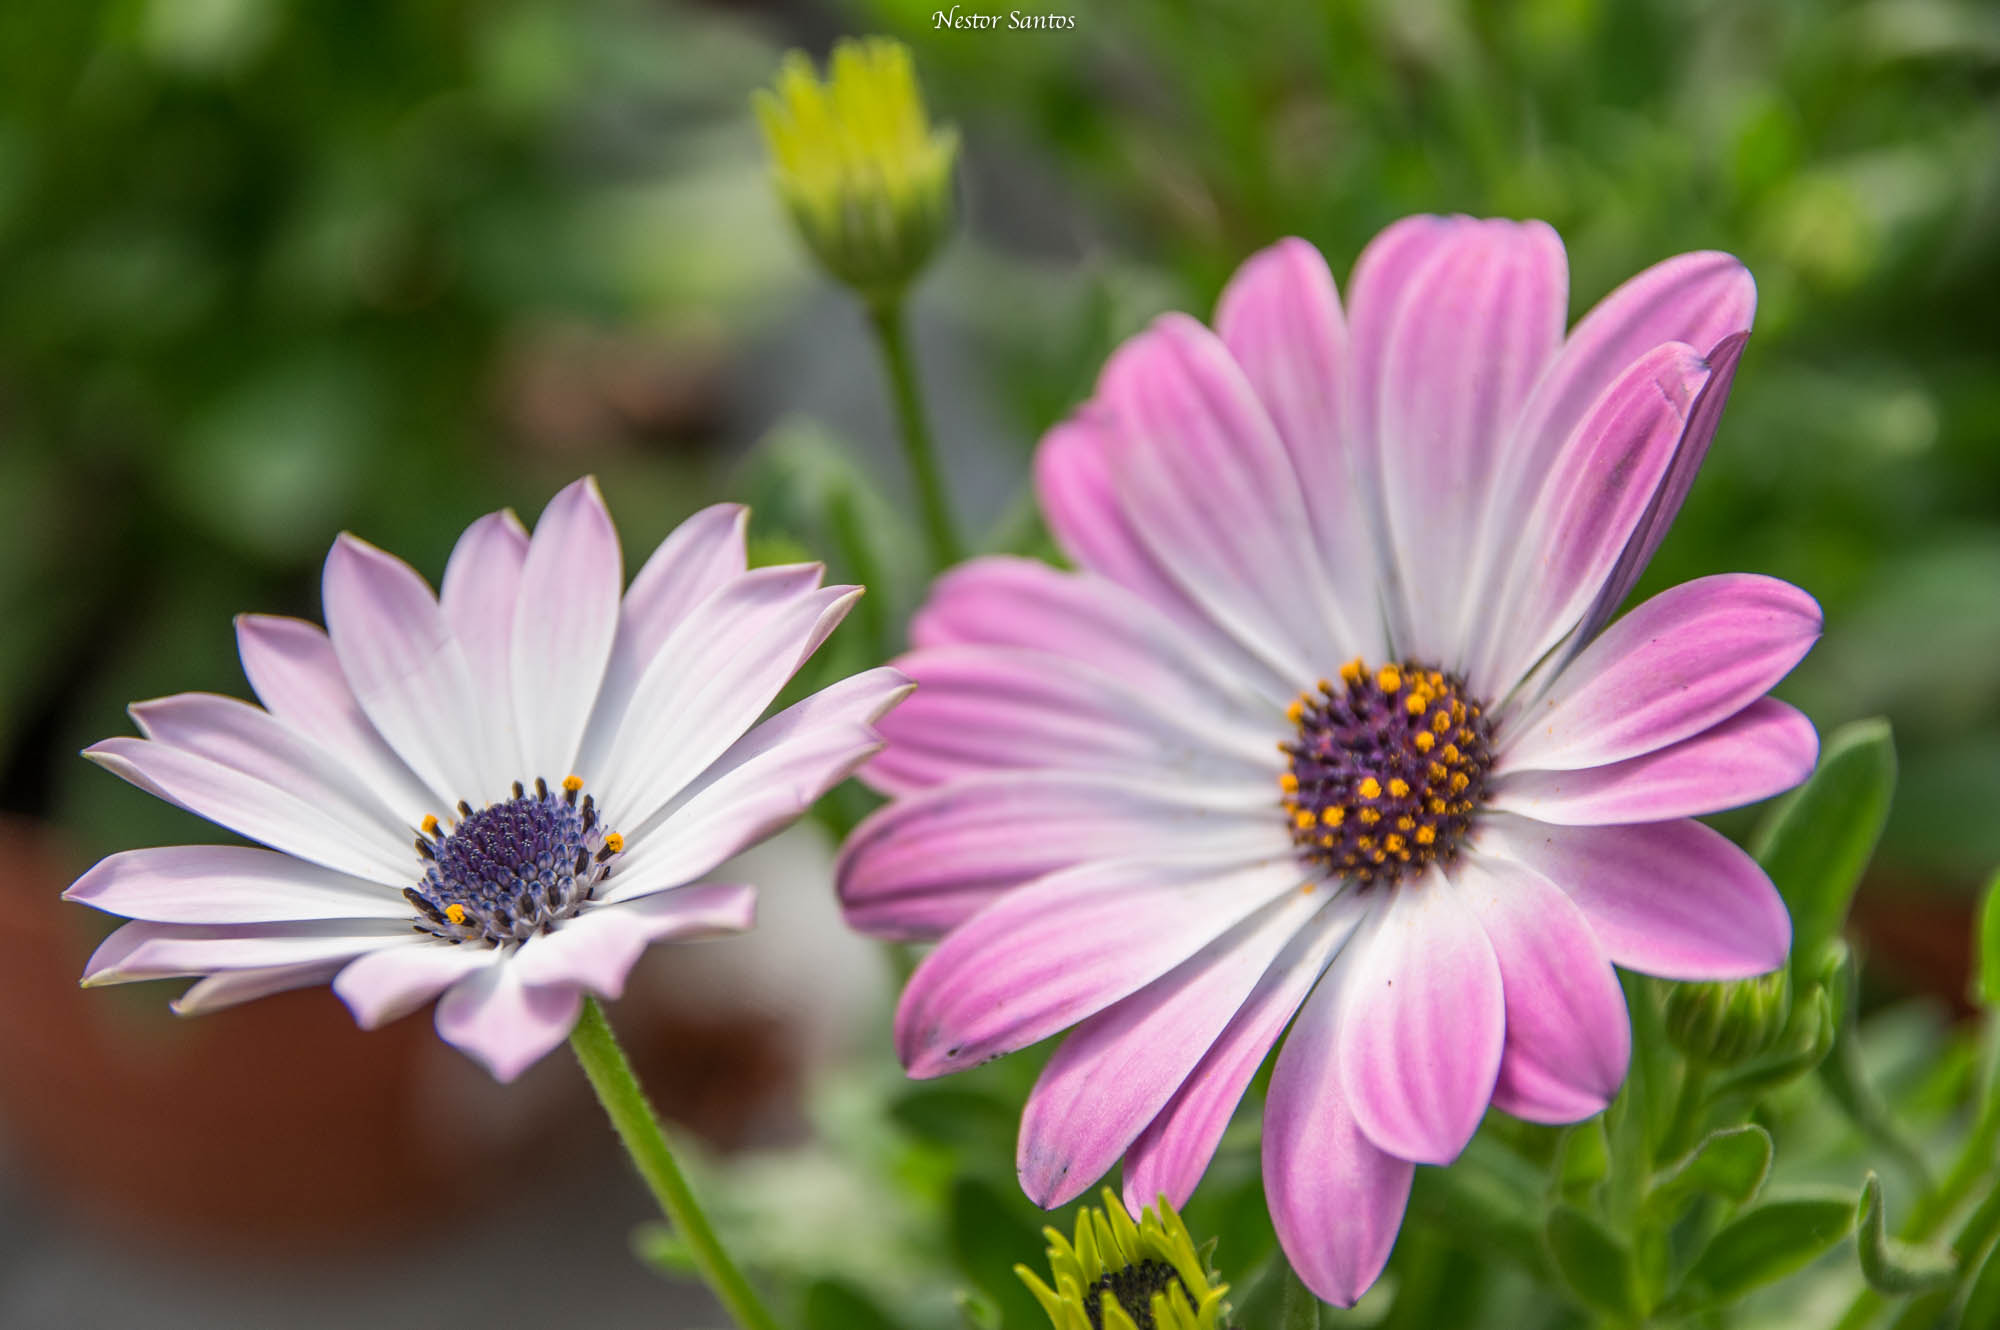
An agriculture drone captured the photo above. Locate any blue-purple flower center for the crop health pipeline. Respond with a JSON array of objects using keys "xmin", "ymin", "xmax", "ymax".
[
  {"xmin": 1279, "ymin": 660, "xmax": 1495, "ymax": 886},
  {"xmin": 406, "ymin": 776, "xmax": 623, "ymax": 947}
]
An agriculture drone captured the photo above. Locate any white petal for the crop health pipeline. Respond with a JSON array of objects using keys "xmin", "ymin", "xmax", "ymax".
[
  {"xmin": 509, "ymin": 884, "xmax": 757, "ymax": 998},
  {"xmin": 511, "ymin": 478, "xmax": 622, "ymax": 784},
  {"xmin": 334, "ymin": 940, "xmax": 501, "ymax": 1029},
  {"xmin": 440, "ymin": 509, "xmax": 531, "ymax": 779},
  {"xmin": 65, "ymin": 845, "xmax": 407, "ymax": 923},
  {"xmin": 433, "ymin": 962, "xmax": 584, "ymax": 1082}
]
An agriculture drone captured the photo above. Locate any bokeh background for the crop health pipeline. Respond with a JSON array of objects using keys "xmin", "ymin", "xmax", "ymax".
[{"xmin": 2, "ymin": 0, "xmax": 1996, "ymax": 1325}]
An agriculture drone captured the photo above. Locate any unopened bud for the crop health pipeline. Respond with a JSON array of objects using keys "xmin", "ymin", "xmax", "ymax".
[{"xmin": 1666, "ymin": 969, "xmax": 1793, "ymax": 1067}]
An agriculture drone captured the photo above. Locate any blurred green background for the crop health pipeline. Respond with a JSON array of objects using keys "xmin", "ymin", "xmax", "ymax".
[{"xmin": 1, "ymin": 0, "xmax": 1997, "ymax": 1325}]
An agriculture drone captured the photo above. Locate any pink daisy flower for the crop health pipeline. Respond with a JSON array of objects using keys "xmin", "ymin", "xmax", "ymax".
[
  {"xmin": 68, "ymin": 478, "xmax": 909, "ymax": 1081},
  {"xmin": 837, "ymin": 218, "xmax": 1820, "ymax": 1305}
]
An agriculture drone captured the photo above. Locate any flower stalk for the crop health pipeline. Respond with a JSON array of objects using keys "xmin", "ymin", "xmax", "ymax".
[
  {"xmin": 569, "ymin": 998, "xmax": 782, "ymax": 1330},
  {"xmin": 866, "ymin": 293, "xmax": 962, "ymax": 569}
]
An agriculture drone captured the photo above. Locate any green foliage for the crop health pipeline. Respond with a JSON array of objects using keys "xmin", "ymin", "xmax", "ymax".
[
  {"xmin": 1670, "ymin": 1190, "xmax": 1859, "ymax": 1312},
  {"xmin": 1978, "ymin": 871, "xmax": 2000, "ymax": 1007},
  {"xmin": 1650, "ymin": 1124, "xmax": 1773, "ymax": 1212},
  {"xmin": 1856, "ymin": 1174, "xmax": 1957, "ymax": 1295},
  {"xmin": 1547, "ymin": 1204, "xmax": 1644, "ymax": 1323}
]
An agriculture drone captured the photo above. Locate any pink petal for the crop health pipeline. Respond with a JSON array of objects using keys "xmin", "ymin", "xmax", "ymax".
[
  {"xmin": 603, "ymin": 668, "xmax": 912, "ymax": 902},
  {"xmin": 893, "ymin": 855, "xmax": 1306, "ymax": 1079},
  {"xmin": 1122, "ymin": 898, "xmax": 1368, "ymax": 1214},
  {"xmin": 580, "ymin": 503, "xmax": 749, "ymax": 772},
  {"xmin": 1575, "ymin": 332, "xmax": 1751, "ymax": 645},
  {"xmin": 129, "ymin": 692, "xmax": 413, "ymax": 873},
  {"xmin": 323, "ymin": 532, "xmax": 499, "ymax": 804},
  {"xmin": 334, "ymin": 939, "xmax": 499, "ymax": 1028},
  {"xmin": 1499, "ymin": 574, "xmax": 1822, "ymax": 772},
  {"xmin": 1374, "ymin": 219, "xmax": 1568, "ymax": 665},
  {"xmin": 864, "ymin": 645, "xmax": 1278, "ymax": 798},
  {"xmin": 1457, "ymin": 854, "xmax": 1630, "ymax": 1124},
  {"xmin": 82, "ymin": 918, "xmax": 410, "ymax": 985},
  {"xmin": 1339, "ymin": 870, "xmax": 1504, "ymax": 1165},
  {"xmin": 511, "ymin": 478, "xmax": 623, "ymax": 784},
  {"xmin": 171, "ymin": 960, "xmax": 350, "ymax": 1015},
  {"xmin": 1017, "ymin": 887, "xmax": 1329, "ymax": 1207},
  {"xmin": 1499, "ymin": 250, "xmax": 1756, "ymax": 552},
  {"xmin": 235, "ymin": 614, "xmax": 443, "ymax": 819},
  {"xmin": 1343, "ymin": 215, "xmax": 1462, "ymax": 499},
  {"xmin": 1262, "ymin": 951, "xmax": 1416, "ymax": 1308},
  {"xmin": 1476, "ymin": 813, "xmax": 1792, "ymax": 980},
  {"xmin": 1467, "ymin": 343, "xmax": 1715, "ymax": 696},
  {"xmin": 439, "ymin": 509, "xmax": 531, "ymax": 777},
  {"xmin": 1215, "ymin": 239, "xmax": 1387, "ymax": 666},
  {"xmin": 1488, "ymin": 697, "xmax": 1817, "ymax": 824},
  {"xmin": 84, "ymin": 737, "xmax": 412, "ymax": 887},
  {"xmin": 64, "ymin": 845, "xmax": 407, "ymax": 924},
  {"xmin": 1034, "ymin": 411, "xmax": 1296, "ymax": 705},
  {"xmin": 508, "ymin": 884, "xmax": 757, "ymax": 999},
  {"xmin": 433, "ymin": 960, "xmax": 584, "ymax": 1083},
  {"xmin": 910, "ymin": 556, "xmax": 1279, "ymax": 716},
  {"xmin": 591, "ymin": 564, "xmax": 859, "ymax": 831},
  {"xmin": 837, "ymin": 770, "xmax": 1285, "ymax": 942},
  {"xmin": 1092, "ymin": 315, "xmax": 1344, "ymax": 683}
]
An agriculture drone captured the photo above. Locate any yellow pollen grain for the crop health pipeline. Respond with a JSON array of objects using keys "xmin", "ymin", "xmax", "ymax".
[
  {"xmin": 1358, "ymin": 776, "xmax": 1382, "ymax": 799},
  {"xmin": 562, "ymin": 775, "xmax": 584, "ymax": 794},
  {"xmin": 421, "ymin": 814, "xmax": 439, "ymax": 836},
  {"xmin": 1279, "ymin": 772, "xmax": 1299, "ymax": 793},
  {"xmin": 1428, "ymin": 761, "xmax": 1448, "ymax": 782},
  {"xmin": 603, "ymin": 832, "xmax": 625, "ymax": 853},
  {"xmin": 1414, "ymin": 731, "xmax": 1436, "ymax": 753},
  {"xmin": 1449, "ymin": 771, "xmax": 1471, "ymax": 794},
  {"xmin": 1385, "ymin": 833, "xmax": 1407, "ymax": 853},
  {"xmin": 1293, "ymin": 809, "xmax": 1316, "ymax": 831},
  {"xmin": 1442, "ymin": 744, "xmax": 1461, "ymax": 764},
  {"xmin": 1428, "ymin": 797, "xmax": 1447, "ymax": 815},
  {"xmin": 1458, "ymin": 727, "xmax": 1475, "ymax": 744},
  {"xmin": 1406, "ymin": 694, "xmax": 1428, "ymax": 715},
  {"xmin": 1388, "ymin": 778, "xmax": 1411, "ymax": 798},
  {"xmin": 1431, "ymin": 712, "xmax": 1452, "ymax": 733},
  {"xmin": 445, "ymin": 903, "xmax": 468, "ymax": 926},
  {"xmin": 1321, "ymin": 807, "xmax": 1345, "ymax": 827},
  {"xmin": 1340, "ymin": 658, "xmax": 1365, "ymax": 685},
  {"xmin": 1396, "ymin": 815, "xmax": 1415, "ymax": 831},
  {"xmin": 1358, "ymin": 807, "xmax": 1380, "ymax": 825},
  {"xmin": 1287, "ymin": 698, "xmax": 1305, "ymax": 725},
  {"xmin": 1415, "ymin": 825, "xmax": 1437, "ymax": 845},
  {"xmin": 1376, "ymin": 665, "xmax": 1402, "ymax": 692}
]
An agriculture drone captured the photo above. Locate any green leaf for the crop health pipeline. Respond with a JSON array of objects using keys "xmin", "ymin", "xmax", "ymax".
[
  {"xmin": 1650, "ymin": 1124, "xmax": 1773, "ymax": 1212},
  {"xmin": 1278, "ymin": 1259, "xmax": 1323, "ymax": 1330},
  {"xmin": 1962, "ymin": 1233, "xmax": 2000, "ymax": 1330},
  {"xmin": 1749, "ymin": 718, "xmax": 1895, "ymax": 982},
  {"xmin": 802, "ymin": 1279, "xmax": 908, "ymax": 1330},
  {"xmin": 1855, "ymin": 1173, "xmax": 1957, "ymax": 1295},
  {"xmin": 953, "ymin": 1289, "xmax": 1003, "ymax": 1330},
  {"xmin": 1670, "ymin": 1189, "xmax": 1858, "ymax": 1311},
  {"xmin": 1547, "ymin": 1204, "xmax": 1645, "ymax": 1323},
  {"xmin": 1976, "ymin": 870, "xmax": 2000, "ymax": 1007},
  {"xmin": 631, "ymin": 1221, "xmax": 697, "ymax": 1275},
  {"xmin": 1407, "ymin": 1137, "xmax": 1554, "ymax": 1281},
  {"xmin": 1558, "ymin": 1118, "xmax": 1611, "ymax": 1198}
]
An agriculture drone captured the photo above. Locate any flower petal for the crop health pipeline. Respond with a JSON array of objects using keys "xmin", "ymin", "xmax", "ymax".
[
  {"xmin": 433, "ymin": 961, "xmax": 583, "ymax": 1083},
  {"xmin": 1035, "ymin": 411, "xmax": 1297, "ymax": 705},
  {"xmin": 1466, "ymin": 342, "xmax": 1714, "ymax": 698},
  {"xmin": 579, "ymin": 503, "xmax": 749, "ymax": 773},
  {"xmin": 512, "ymin": 477, "xmax": 623, "ymax": 784},
  {"xmin": 1498, "ymin": 574, "xmax": 1822, "ymax": 772},
  {"xmin": 170, "ymin": 960, "xmax": 350, "ymax": 1015},
  {"xmin": 837, "ymin": 770, "xmax": 1286, "ymax": 942},
  {"xmin": 82, "ymin": 918, "xmax": 410, "ymax": 985},
  {"xmin": 64, "ymin": 845, "xmax": 407, "ymax": 924},
  {"xmin": 323, "ymin": 532, "xmax": 498, "ymax": 804},
  {"xmin": 1122, "ymin": 897, "xmax": 1368, "ymax": 1214},
  {"xmin": 602, "ymin": 668, "xmax": 912, "ymax": 903},
  {"xmin": 592, "ymin": 564, "xmax": 859, "ymax": 830},
  {"xmin": 1488, "ymin": 697, "xmax": 1817, "ymax": 824},
  {"xmin": 84, "ymin": 737, "xmax": 413, "ymax": 887},
  {"xmin": 439, "ymin": 509, "xmax": 531, "ymax": 778},
  {"xmin": 1373, "ymin": 219, "xmax": 1568, "ymax": 665},
  {"xmin": 1477, "ymin": 812, "xmax": 1792, "ymax": 980},
  {"xmin": 1338, "ymin": 868, "xmax": 1504, "ymax": 1165},
  {"xmin": 129, "ymin": 692, "xmax": 415, "ymax": 874},
  {"xmin": 894, "ymin": 855, "xmax": 1305, "ymax": 1080},
  {"xmin": 865, "ymin": 645, "xmax": 1280, "ymax": 798},
  {"xmin": 1457, "ymin": 854, "xmax": 1630, "ymax": 1124},
  {"xmin": 235, "ymin": 614, "xmax": 443, "ymax": 819},
  {"xmin": 1263, "ymin": 948, "xmax": 1416, "ymax": 1308},
  {"xmin": 508, "ymin": 884, "xmax": 757, "ymax": 998},
  {"xmin": 1092, "ymin": 314, "xmax": 1346, "ymax": 683},
  {"xmin": 1215, "ymin": 238, "xmax": 1387, "ymax": 665},
  {"xmin": 333, "ymin": 939, "xmax": 500, "ymax": 1028},
  {"xmin": 1017, "ymin": 886, "xmax": 1330, "ymax": 1208}
]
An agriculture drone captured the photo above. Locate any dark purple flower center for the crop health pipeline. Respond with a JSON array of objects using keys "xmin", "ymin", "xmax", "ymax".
[
  {"xmin": 1082, "ymin": 1258, "xmax": 1187, "ymax": 1330},
  {"xmin": 1280, "ymin": 660, "xmax": 1495, "ymax": 886},
  {"xmin": 406, "ymin": 776, "xmax": 623, "ymax": 947}
]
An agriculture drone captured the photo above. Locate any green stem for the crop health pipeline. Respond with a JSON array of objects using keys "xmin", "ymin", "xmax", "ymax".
[
  {"xmin": 1663, "ymin": 1064, "xmax": 1712, "ymax": 1163},
  {"xmin": 569, "ymin": 998, "xmax": 783, "ymax": 1330},
  {"xmin": 865, "ymin": 295, "xmax": 962, "ymax": 570}
]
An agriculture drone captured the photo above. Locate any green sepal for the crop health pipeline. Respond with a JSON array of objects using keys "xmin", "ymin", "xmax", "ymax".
[
  {"xmin": 1649, "ymin": 1124, "xmax": 1773, "ymax": 1213},
  {"xmin": 1546, "ymin": 1204, "xmax": 1646, "ymax": 1323},
  {"xmin": 1856, "ymin": 1173, "xmax": 1957, "ymax": 1295},
  {"xmin": 1749, "ymin": 717, "xmax": 1895, "ymax": 984},
  {"xmin": 1666, "ymin": 1188, "xmax": 1858, "ymax": 1313},
  {"xmin": 1976, "ymin": 869, "xmax": 2000, "ymax": 1007},
  {"xmin": 1706, "ymin": 975, "xmax": 1835, "ymax": 1102}
]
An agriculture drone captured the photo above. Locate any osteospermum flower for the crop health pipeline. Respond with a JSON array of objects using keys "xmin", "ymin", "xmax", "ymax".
[
  {"xmin": 68, "ymin": 478, "xmax": 908, "ymax": 1080},
  {"xmin": 838, "ymin": 218, "xmax": 1820, "ymax": 1304},
  {"xmin": 1017, "ymin": 1188, "xmax": 1231, "ymax": 1330}
]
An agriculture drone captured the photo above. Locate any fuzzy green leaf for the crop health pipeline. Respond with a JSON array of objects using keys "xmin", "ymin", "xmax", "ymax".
[
  {"xmin": 1671, "ymin": 1189, "xmax": 1857, "ymax": 1311},
  {"xmin": 1977, "ymin": 870, "xmax": 2000, "ymax": 1007},
  {"xmin": 1651, "ymin": 1124, "xmax": 1773, "ymax": 1212},
  {"xmin": 1750, "ymin": 718, "xmax": 1895, "ymax": 982},
  {"xmin": 1547, "ymin": 1204, "xmax": 1645, "ymax": 1322},
  {"xmin": 1855, "ymin": 1174, "xmax": 1956, "ymax": 1295}
]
